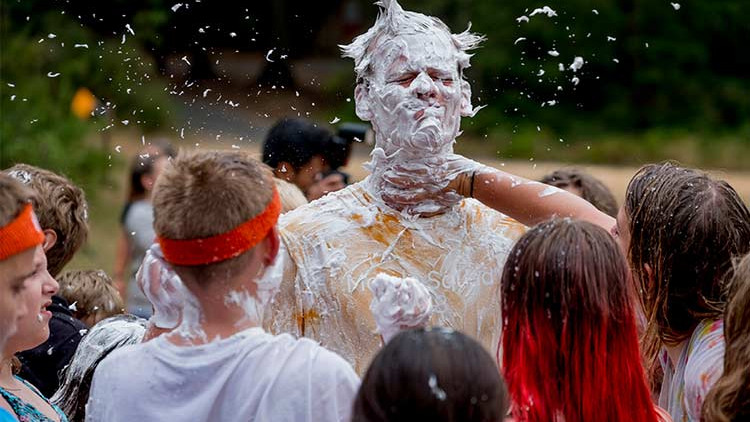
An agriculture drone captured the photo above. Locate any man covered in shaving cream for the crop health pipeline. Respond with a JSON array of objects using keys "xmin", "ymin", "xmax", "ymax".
[{"xmin": 264, "ymin": 0, "xmax": 525, "ymax": 373}]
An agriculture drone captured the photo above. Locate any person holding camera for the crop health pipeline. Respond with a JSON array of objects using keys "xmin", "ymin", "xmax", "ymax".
[{"xmin": 262, "ymin": 118, "xmax": 348, "ymax": 201}]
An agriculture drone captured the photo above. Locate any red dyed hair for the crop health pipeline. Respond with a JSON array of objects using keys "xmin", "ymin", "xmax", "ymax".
[{"xmin": 500, "ymin": 218, "xmax": 658, "ymax": 422}]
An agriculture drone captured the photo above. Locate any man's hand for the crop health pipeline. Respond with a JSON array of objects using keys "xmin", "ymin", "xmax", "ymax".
[
  {"xmin": 306, "ymin": 172, "xmax": 346, "ymax": 201},
  {"xmin": 378, "ymin": 154, "xmax": 482, "ymax": 215}
]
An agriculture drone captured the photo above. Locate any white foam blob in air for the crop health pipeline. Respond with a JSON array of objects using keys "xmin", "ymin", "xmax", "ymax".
[
  {"xmin": 529, "ymin": 6, "xmax": 557, "ymax": 17},
  {"xmin": 569, "ymin": 56, "xmax": 584, "ymax": 72}
]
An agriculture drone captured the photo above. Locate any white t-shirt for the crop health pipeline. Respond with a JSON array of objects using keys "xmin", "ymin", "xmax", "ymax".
[{"xmin": 85, "ymin": 327, "xmax": 360, "ymax": 422}]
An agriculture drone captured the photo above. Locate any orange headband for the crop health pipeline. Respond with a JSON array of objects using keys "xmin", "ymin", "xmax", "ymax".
[
  {"xmin": 0, "ymin": 204, "xmax": 45, "ymax": 260},
  {"xmin": 157, "ymin": 189, "xmax": 282, "ymax": 266}
]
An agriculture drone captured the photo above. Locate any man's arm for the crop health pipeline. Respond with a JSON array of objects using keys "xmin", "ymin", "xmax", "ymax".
[{"xmin": 458, "ymin": 167, "xmax": 616, "ymax": 231}]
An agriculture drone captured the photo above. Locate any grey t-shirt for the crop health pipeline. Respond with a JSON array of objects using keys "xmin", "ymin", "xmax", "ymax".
[{"xmin": 124, "ymin": 200, "xmax": 155, "ymax": 317}]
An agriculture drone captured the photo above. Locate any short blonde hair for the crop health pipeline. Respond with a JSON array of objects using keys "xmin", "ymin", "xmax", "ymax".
[
  {"xmin": 0, "ymin": 174, "xmax": 33, "ymax": 228},
  {"xmin": 4, "ymin": 164, "xmax": 89, "ymax": 276},
  {"xmin": 274, "ymin": 178, "xmax": 308, "ymax": 213},
  {"xmin": 57, "ymin": 270, "xmax": 124, "ymax": 323},
  {"xmin": 152, "ymin": 150, "xmax": 275, "ymax": 285}
]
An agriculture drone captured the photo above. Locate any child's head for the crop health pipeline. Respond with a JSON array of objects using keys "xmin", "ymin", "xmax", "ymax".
[
  {"xmin": 353, "ymin": 328, "xmax": 508, "ymax": 422},
  {"xmin": 0, "ymin": 174, "xmax": 41, "ymax": 349},
  {"xmin": 126, "ymin": 149, "xmax": 171, "ymax": 203},
  {"xmin": 501, "ymin": 218, "xmax": 658, "ymax": 422},
  {"xmin": 702, "ymin": 253, "xmax": 750, "ymax": 422},
  {"xmin": 152, "ymin": 150, "xmax": 279, "ymax": 289},
  {"xmin": 51, "ymin": 314, "xmax": 147, "ymax": 422},
  {"xmin": 620, "ymin": 162, "xmax": 750, "ymax": 369},
  {"xmin": 262, "ymin": 118, "xmax": 333, "ymax": 193},
  {"xmin": 4, "ymin": 164, "xmax": 89, "ymax": 277},
  {"xmin": 540, "ymin": 168, "xmax": 618, "ymax": 217},
  {"xmin": 57, "ymin": 270, "xmax": 124, "ymax": 327}
]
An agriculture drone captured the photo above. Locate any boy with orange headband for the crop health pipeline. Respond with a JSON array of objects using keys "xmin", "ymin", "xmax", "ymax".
[
  {"xmin": 0, "ymin": 174, "xmax": 41, "ymax": 420},
  {"xmin": 86, "ymin": 150, "xmax": 359, "ymax": 422},
  {"xmin": 3, "ymin": 164, "xmax": 90, "ymax": 397}
]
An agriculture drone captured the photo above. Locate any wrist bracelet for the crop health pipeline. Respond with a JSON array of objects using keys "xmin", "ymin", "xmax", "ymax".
[{"xmin": 469, "ymin": 172, "xmax": 475, "ymax": 198}]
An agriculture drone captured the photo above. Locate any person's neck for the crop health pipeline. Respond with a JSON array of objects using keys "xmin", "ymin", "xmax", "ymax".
[
  {"xmin": 665, "ymin": 340, "xmax": 688, "ymax": 368},
  {"xmin": 366, "ymin": 137, "xmax": 459, "ymax": 216},
  {"xmin": 167, "ymin": 283, "xmax": 262, "ymax": 346},
  {"xmin": 0, "ymin": 356, "xmax": 17, "ymax": 385}
]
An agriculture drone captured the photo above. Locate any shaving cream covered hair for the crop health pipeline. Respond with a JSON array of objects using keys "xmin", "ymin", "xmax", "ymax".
[{"xmin": 340, "ymin": 0, "xmax": 484, "ymax": 82}]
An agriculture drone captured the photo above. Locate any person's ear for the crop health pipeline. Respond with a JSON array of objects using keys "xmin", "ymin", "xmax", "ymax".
[
  {"xmin": 354, "ymin": 82, "xmax": 374, "ymax": 121},
  {"xmin": 263, "ymin": 226, "xmax": 280, "ymax": 266},
  {"xmin": 459, "ymin": 79, "xmax": 475, "ymax": 117},
  {"xmin": 274, "ymin": 162, "xmax": 296, "ymax": 182},
  {"xmin": 42, "ymin": 229, "xmax": 57, "ymax": 252}
]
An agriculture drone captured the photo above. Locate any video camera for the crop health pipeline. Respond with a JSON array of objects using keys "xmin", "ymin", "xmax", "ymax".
[{"xmin": 322, "ymin": 122, "xmax": 370, "ymax": 185}]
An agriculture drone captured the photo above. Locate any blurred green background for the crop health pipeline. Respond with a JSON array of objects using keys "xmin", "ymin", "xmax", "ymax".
[{"xmin": 1, "ymin": 0, "xmax": 749, "ymax": 272}]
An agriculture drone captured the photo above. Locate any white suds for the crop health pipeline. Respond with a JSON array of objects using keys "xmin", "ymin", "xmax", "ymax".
[
  {"xmin": 428, "ymin": 374, "xmax": 447, "ymax": 400},
  {"xmin": 569, "ymin": 56, "xmax": 584, "ymax": 72},
  {"xmin": 671, "ymin": 3, "xmax": 681, "ymax": 10},
  {"xmin": 548, "ymin": 50, "xmax": 560, "ymax": 57},
  {"xmin": 369, "ymin": 274, "xmax": 433, "ymax": 343},
  {"xmin": 529, "ymin": 6, "xmax": 558, "ymax": 18},
  {"xmin": 539, "ymin": 185, "xmax": 563, "ymax": 198}
]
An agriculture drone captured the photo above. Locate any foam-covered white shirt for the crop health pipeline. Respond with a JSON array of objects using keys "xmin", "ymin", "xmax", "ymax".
[{"xmin": 85, "ymin": 327, "xmax": 360, "ymax": 422}]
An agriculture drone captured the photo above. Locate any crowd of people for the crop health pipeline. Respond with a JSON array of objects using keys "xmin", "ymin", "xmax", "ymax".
[{"xmin": 1, "ymin": 1, "xmax": 749, "ymax": 421}]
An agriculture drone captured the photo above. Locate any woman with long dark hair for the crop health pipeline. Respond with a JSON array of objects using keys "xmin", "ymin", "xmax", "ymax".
[
  {"xmin": 500, "ymin": 218, "xmax": 666, "ymax": 422},
  {"xmin": 112, "ymin": 142, "xmax": 174, "ymax": 318}
]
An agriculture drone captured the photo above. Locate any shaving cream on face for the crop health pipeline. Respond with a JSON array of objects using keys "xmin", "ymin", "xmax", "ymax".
[
  {"xmin": 356, "ymin": 30, "xmax": 482, "ymax": 216},
  {"xmin": 369, "ymin": 273, "xmax": 433, "ymax": 343}
]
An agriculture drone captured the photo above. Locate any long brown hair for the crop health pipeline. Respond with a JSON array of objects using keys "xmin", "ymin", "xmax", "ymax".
[
  {"xmin": 501, "ymin": 218, "xmax": 658, "ymax": 422},
  {"xmin": 624, "ymin": 162, "xmax": 750, "ymax": 386},
  {"xmin": 702, "ymin": 253, "xmax": 750, "ymax": 422}
]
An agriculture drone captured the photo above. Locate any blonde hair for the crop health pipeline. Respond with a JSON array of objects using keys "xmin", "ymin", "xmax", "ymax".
[
  {"xmin": 274, "ymin": 178, "xmax": 308, "ymax": 213},
  {"xmin": 0, "ymin": 174, "xmax": 33, "ymax": 228},
  {"xmin": 152, "ymin": 150, "xmax": 275, "ymax": 285},
  {"xmin": 702, "ymin": 253, "xmax": 750, "ymax": 422},
  {"xmin": 4, "ymin": 164, "xmax": 89, "ymax": 276},
  {"xmin": 57, "ymin": 270, "xmax": 124, "ymax": 324}
]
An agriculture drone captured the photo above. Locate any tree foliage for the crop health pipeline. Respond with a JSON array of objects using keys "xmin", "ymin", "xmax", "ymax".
[{"xmin": 0, "ymin": 3, "xmax": 172, "ymax": 191}]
